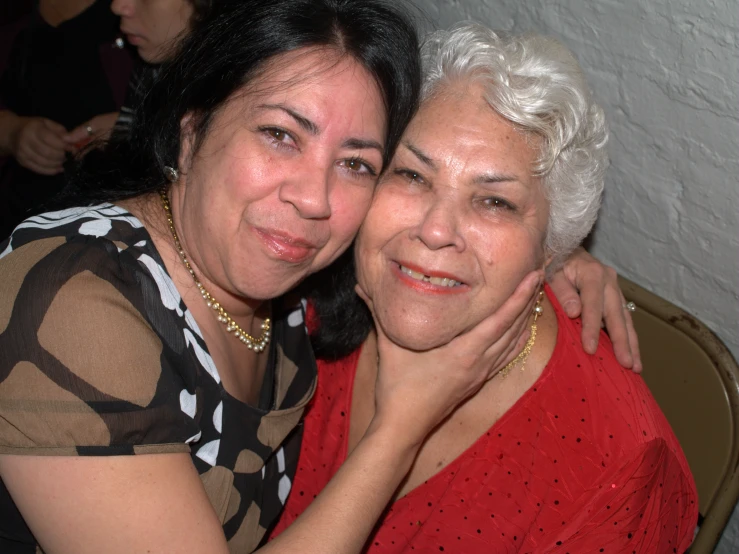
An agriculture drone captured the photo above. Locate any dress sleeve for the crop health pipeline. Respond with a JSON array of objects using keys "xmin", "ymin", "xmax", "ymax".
[
  {"xmin": 0, "ymin": 235, "xmax": 198, "ymax": 456},
  {"xmin": 531, "ymin": 438, "xmax": 698, "ymax": 553}
]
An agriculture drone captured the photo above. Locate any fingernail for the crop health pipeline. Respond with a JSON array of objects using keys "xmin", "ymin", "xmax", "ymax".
[
  {"xmin": 563, "ymin": 300, "xmax": 577, "ymax": 316},
  {"xmin": 587, "ymin": 338, "xmax": 598, "ymax": 353}
]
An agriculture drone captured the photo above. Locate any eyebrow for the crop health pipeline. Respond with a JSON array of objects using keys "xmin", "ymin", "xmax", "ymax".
[
  {"xmin": 257, "ymin": 103, "xmax": 384, "ymax": 156},
  {"xmin": 343, "ymin": 138, "xmax": 384, "ymax": 156},
  {"xmin": 403, "ymin": 141, "xmax": 519, "ymax": 184},
  {"xmin": 403, "ymin": 141, "xmax": 437, "ymax": 170},
  {"xmin": 257, "ymin": 103, "xmax": 319, "ymax": 135},
  {"xmin": 472, "ymin": 172, "xmax": 519, "ymax": 185}
]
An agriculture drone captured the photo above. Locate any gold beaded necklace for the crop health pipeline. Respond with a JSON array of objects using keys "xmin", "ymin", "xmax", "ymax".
[
  {"xmin": 159, "ymin": 189, "xmax": 271, "ymax": 353},
  {"xmin": 499, "ymin": 289, "xmax": 544, "ymax": 377}
]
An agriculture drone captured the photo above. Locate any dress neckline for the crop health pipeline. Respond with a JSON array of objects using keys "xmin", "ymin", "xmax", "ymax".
[{"xmin": 338, "ymin": 285, "xmax": 567, "ymax": 505}]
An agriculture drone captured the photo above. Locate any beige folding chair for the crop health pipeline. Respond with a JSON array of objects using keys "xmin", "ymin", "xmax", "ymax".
[{"xmin": 619, "ymin": 276, "xmax": 739, "ymax": 553}]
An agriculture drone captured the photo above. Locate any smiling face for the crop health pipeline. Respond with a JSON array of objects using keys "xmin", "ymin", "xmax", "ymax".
[
  {"xmin": 112, "ymin": 0, "xmax": 193, "ymax": 63},
  {"xmin": 355, "ymin": 82, "xmax": 550, "ymax": 350},
  {"xmin": 172, "ymin": 48, "xmax": 386, "ymax": 303}
]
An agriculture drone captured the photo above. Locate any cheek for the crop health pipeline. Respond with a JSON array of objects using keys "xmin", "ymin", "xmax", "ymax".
[
  {"xmin": 475, "ymin": 227, "xmax": 546, "ymax": 288},
  {"xmin": 328, "ymin": 184, "xmax": 375, "ymax": 244}
]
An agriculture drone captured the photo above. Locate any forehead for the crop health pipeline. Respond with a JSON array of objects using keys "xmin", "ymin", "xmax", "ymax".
[
  {"xmin": 404, "ymin": 82, "xmax": 540, "ymax": 170},
  {"xmin": 247, "ymin": 47, "xmax": 382, "ymax": 106}
]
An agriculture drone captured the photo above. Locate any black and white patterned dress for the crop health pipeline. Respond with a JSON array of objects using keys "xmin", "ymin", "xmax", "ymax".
[{"xmin": 0, "ymin": 204, "xmax": 317, "ymax": 553}]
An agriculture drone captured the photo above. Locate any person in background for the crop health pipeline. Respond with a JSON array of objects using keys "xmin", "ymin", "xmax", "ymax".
[
  {"xmin": 271, "ymin": 25, "xmax": 698, "ymax": 553},
  {"xmin": 0, "ymin": 0, "xmax": 133, "ymax": 239},
  {"xmin": 109, "ymin": 0, "xmax": 212, "ymax": 134}
]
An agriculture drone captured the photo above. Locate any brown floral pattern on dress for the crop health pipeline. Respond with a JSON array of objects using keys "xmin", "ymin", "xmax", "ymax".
[{"xmin": 0, "ymin": 205, "xmax": 316, "ymax": 553}]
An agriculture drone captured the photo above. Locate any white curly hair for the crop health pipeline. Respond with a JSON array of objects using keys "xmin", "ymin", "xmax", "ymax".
[{"xmin": 421, "ymin": 24, "xmax": 609, "ymax": 269}]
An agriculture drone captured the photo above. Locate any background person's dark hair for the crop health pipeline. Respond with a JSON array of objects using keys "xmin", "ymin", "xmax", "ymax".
[
  {"xmin": 63, "ymin": 0, "xmax": 421, "ymax": 206},
  {"xmin": 188, "ymin": 0, "xmax": 213, "ymax": 25}
]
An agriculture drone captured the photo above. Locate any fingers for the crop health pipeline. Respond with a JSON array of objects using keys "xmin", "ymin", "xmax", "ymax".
[
  {"xmin": 16, "ymin": 146, "xmax": 64, "ymax": 174},
  {"xmin": 21, "ymin": 159, "xmax": 63, "ymax": 175},
  {"xmin": 39, "ymin": 120, "xmax": 68, "ymax": 151},
  {"xmin": 547, "ymin": 267, "xmax": 582, "ymax": 318},
  {"xmin": 602, "ymin": 286, "xmax": 633, "ymax": 368},
  {"xmin": 576, "ymin": 265, "xmax": 612, "ymax": 354},
  {"xmin": 63, "ymin": 125, "xmax": 90, "ymax": 148},
  {"xmin": 465, "ymin": 270, "xmax": 543, "ymax": 353},
  {"xmin": 14, "ymin": 118, "xmax": 67, "ymax": 174},
  {"xmin": 495, "ymin": 325, "xmax": 532, "ymax": 373},
  {"xmin": 626, "ymin": 312, "xmax": 642, "ymax": 373},
  {"xmin": 42, "ymin": 118, "xmax": 68, "ymax": 136}
]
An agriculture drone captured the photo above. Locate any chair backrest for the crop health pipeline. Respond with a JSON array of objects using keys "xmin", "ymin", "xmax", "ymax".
[{"xmin": 619, "ymin": 276, "xmax": 739, "ymax": 553}]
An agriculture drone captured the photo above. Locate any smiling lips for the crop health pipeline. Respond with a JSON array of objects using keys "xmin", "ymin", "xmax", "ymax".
[
  {"xmin": 255, "ymin": 227, "xmax": 319, "ymax": 263},
  {"xmin": 395, "ymin": 261, "xmax": 466, "ymax": 293}
]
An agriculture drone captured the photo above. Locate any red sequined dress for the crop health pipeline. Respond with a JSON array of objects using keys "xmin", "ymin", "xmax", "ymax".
[{"xmin": 271, "ymin": 289, "xmax": 698, "ymax": 553}]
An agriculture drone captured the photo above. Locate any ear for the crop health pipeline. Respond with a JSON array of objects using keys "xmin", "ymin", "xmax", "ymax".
[{"xmin": 177, "ymin": 112, "xmax": 196, "ymax": 176}]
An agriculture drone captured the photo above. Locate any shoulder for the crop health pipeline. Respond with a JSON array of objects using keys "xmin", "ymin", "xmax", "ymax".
[
  {"xmin": 0, "ymin": 207, "xmax": 201, "ymax": 455},
  {"xmin": 536, "ymin": 437, "xmax": 698, "ymax": 553},
  {"xmin": 538, "ymin": 293, "xmax": 680, "ymax": 455},
  {"xmin": 1, "ymin": 205, "xmax": 156, "ymax": 328},
  {"xmin": 0, "ymin": 204, "xmax": 179, "ymax": 411}
]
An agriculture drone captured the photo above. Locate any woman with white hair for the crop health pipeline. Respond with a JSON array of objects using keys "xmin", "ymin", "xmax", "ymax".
[{"xmin": 271, "ymin": 25, "xmax": 698, "ymax": 552}]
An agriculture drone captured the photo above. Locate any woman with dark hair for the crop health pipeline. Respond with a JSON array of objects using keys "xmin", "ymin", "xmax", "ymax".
[{"xmin": 0, "ymin": 1, "xmax": 638, "ymax": 552}]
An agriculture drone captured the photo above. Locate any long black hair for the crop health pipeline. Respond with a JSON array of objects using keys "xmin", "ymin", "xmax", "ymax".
[{"xmin": 63, "ymin": 0, "xmax": 421, "ymax": 205}]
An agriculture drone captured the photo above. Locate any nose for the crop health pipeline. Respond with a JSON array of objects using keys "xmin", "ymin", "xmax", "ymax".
[
  {"xmin": 409, "ymin": 195, "xmax": 466, "ymax": 252},
  {"xmin": 111, "ymin": 0, "xmax": 132, "ymax": 17},
  {"xmin": 278, "ymin": 167, "xmax": 332, "ymax": 220}
]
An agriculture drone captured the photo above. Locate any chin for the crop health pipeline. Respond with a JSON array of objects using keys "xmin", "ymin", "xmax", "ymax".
[{"xmin": 376, "ymin": 313, "xmax": 460, "ymax": 352}]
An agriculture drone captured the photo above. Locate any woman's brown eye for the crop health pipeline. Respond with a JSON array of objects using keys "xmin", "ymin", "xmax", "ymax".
[{"xmin": 270, "ymin": 130, "xmax": 285, "ymax": 140}]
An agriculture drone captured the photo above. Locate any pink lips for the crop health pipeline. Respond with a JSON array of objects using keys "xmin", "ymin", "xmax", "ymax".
[
  {"xmin": 124, "ymin": 33, "xmax": 144, "ymax": 45},
  {"xmin": 120, "ymin": 27, "xmax": 144, "ymax": 45},
  {"xmin": 393, "ymin": 260, "xmax": 468, "ymax": 295},
  {"xmin": 254, "ymin": 227, "xmax": 318, "ymax": 263}
]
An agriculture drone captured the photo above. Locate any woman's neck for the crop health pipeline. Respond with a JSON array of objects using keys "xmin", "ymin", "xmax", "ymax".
[
  {"xmin": 348, "ymin": 294, "xmax": 559, "ymax": 500},
  {"xmin": 119, "ymin": 194, "xmax": 270, "ymax": 405}
]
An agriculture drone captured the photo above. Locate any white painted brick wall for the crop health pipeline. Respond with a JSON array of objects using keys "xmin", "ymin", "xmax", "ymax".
[
  {"xmin": 413, "ymin": 1, "xmax": 739, "ymax": 549},
  {"xmin": 414, "ymin": 0, "xmax": 739, "ymax": 363}
]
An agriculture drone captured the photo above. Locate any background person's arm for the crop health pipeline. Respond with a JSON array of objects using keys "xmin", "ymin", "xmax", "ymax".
[{"xmin": 63, "ymin": 112, "xmax": 120, "ymax": 150}]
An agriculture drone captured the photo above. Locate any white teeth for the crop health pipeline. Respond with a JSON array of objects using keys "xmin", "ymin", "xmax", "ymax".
[{"xmin": 399, "ymin": 265, "xmax": 460, "ymax": 287}]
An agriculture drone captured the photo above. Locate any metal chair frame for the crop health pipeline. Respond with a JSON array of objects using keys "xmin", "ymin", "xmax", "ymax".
[{"xmin": 619, "ymin": 276, "xmax": 739, "ymax": 553}]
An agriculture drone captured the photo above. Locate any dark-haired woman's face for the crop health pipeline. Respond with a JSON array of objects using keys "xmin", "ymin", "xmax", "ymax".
[
  {"xmin": 112, "ymin": 0, "xmax": 193, "ymax": 63},
  {"xmin": 172, "ymin": 49, "xmax": 387, "ymax": 302}
]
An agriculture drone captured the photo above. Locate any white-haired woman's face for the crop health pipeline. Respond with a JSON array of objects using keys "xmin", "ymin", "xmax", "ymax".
[{"xmin": 355, "ymin": 82, "xmax": 550, "ymax": 350}]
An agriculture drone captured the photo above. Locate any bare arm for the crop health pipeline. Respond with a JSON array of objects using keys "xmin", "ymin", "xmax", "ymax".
[{"xmin": 0, "ymin": 453, "xmax": 231, "ymax": 554}]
